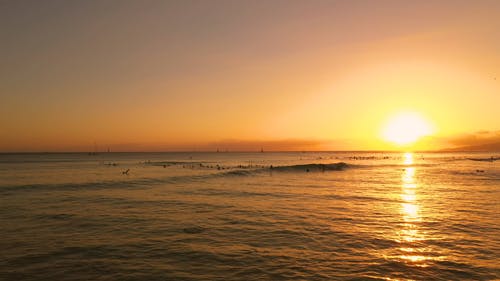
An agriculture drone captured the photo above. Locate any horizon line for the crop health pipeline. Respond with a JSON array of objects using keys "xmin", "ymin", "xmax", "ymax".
[{"xmin": 1, "ymin": 149, "xmax": 496, "ymax": 154}]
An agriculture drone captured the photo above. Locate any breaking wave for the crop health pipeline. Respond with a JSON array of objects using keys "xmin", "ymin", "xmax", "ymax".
[{"xmin": 0, "ymin": 162, "xmax": 352, "ymax": 193}]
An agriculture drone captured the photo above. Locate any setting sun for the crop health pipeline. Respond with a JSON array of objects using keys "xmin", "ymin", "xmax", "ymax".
[{"xmin": 382, "ymin": 112, "xmax": 435, "ymax": 146}]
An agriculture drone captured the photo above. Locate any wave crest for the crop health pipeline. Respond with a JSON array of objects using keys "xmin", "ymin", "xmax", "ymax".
[{"xmin": 270, "ymin": 162, "xmax": 349, "ymax": 172}]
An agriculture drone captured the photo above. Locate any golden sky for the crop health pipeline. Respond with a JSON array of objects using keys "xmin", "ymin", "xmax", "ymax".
[{"xmin": 1, "ymin": 0, "xmax": 499, "ymax": 151}]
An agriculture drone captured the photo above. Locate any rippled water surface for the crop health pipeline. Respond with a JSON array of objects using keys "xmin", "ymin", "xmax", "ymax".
[{"xmin": 1, "ymin": 152, "xmax": 499, "ymax": 280}]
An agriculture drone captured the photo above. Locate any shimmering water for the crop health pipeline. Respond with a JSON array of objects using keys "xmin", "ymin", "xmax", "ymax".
[{"xmin": 1, "ymin": 152, "xmax": 499, "ymax": 280}]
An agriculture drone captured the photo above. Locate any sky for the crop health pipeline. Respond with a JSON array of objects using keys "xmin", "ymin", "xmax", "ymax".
[{"xmin": 1, "ymin": 0, "xmax": 499, "ymax": 152}]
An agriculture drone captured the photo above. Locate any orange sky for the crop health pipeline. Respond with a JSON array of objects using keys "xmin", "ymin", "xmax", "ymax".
[{"xmin": 1, "ymin": 1, "xmax": 499, "ymax": 152}]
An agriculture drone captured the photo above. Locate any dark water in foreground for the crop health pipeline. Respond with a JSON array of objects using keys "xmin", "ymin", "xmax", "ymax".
[{"xmin": 1, "ymin": 152, "xmax": 499, "ymax": 280}]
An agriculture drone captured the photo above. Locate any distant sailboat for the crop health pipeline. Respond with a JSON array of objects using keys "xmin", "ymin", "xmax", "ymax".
[{"xmin": 88, "ymin": 141, "xmax": 99, "ymax": 155}]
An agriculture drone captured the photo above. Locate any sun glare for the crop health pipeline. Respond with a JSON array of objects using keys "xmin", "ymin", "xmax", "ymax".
[{"xmin": 382, "ymin": 112, "xmax": 434, "ymax": 146}]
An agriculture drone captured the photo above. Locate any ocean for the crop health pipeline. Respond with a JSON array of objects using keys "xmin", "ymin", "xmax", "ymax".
[{"xmin": 0, "ymin": 152, "xmax": 499, "ymax": 280}]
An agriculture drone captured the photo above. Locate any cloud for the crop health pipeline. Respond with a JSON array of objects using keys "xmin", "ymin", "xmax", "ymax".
[
  {"xmin": 445, "ymin": 130, "xmax": 500, "ymax": 147},
  {"xmin": 203, "ymin": 139, "xmax": 338, "ymax": 151},
  {"xmin": 106, "ymin": 139, "xmax": 344, "ymax": 152}
]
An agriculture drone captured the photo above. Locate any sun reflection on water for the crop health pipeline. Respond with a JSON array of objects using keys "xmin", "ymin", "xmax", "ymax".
[
  {"xmin": 378, "ymin": 152, "xmax": 448, "ymax": 272},
  {"xmin": 397, "ymin": 152, "xmax": 434, "ymax": 266},
  {"xmin": 403, "ymin": 152, "xmax": 413, "ymax": 165},
  {"xmin": 401, "ymin": 153, "xmax": 419, "ymax": 222}
]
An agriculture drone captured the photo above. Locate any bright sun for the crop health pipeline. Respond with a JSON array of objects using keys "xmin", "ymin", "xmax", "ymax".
[{"xmin": 381, "ymin": 112, "xmax": 434, "ymax": 146}]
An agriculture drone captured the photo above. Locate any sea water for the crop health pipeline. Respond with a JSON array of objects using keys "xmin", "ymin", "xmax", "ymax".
[{"xmin": 0, "ymin": 152, "xmax": 499, "ymax": 280}]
